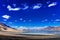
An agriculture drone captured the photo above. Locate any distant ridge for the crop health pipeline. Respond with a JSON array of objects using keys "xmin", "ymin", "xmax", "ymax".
[{"xmin": 42, "ymin": 26, "xmax": 60, "ymax": 31}]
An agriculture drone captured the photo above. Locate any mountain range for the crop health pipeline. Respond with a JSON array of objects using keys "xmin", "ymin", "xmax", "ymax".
[
  {"xmin": 42, "ymin": 26, "xmax": 60, "ymax": 31},
  {"xmin": 0, "ymin": 22, "xmax": 60, "ymax": 33}
]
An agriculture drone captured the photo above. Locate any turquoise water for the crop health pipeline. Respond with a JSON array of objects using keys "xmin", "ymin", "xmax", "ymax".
[{"xmin": 23, "ymin": 30, "xmax": 60, "ymax": 34}]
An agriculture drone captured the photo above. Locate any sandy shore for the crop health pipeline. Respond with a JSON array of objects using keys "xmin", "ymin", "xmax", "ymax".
[{"xmin": 0, "ymin": 31, "xmax": 60, "ymax": 40}]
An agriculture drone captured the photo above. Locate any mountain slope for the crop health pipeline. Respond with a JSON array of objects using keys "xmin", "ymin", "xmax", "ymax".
[{"xmin": 0, "ymin": 22, "xmax": 19, "ymax": 32}]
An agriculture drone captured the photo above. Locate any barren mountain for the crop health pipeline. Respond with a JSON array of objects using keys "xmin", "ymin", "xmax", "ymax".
[{"xmin": 0, "ymin": 22, "xmax": 20, "ymax": 32}]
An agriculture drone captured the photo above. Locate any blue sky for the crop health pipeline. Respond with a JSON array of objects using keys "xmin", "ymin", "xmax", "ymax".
[{"xmin": 0, "ymin": 0, "xmax": 60, "ymax": 28}]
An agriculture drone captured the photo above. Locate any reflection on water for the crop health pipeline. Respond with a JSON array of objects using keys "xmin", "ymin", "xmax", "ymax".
[{"xmin": 23, "ymin": 30, "xmax": 60, "ymax": 34}]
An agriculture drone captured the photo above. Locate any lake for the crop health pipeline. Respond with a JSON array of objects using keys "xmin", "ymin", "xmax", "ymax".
[{"xmin": 23, "ymin": 30, "xmax": 60, "ymax": 34}]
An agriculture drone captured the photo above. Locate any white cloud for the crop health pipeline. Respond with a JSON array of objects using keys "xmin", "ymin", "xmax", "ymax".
[
  {"xmin": 2, "ymin": 4, "xmax": 6, "ymax": 7},
  {"xmin": 2, "ymin": 15, "xmax": 10, "ymax": 19},
  {"xmin": 21, "ymin": 4, "xmax": 29, "ymax": 10},
  {"xmin": 52, "ymin": 14, "xmax": 56, "ymax": 16},
  {"xmin": 20, "ymin": 18, "xmax": 26, "ymax": 22},
  {"xmin": 51, "ymin": 20, "xmax": 54, "ymax": 21},
  {"xmin": 55, "ymin": 19, "xmax": 60, "ymax": 22},
  {"xmin": 29, "ymin": 20, "xmax": 32, "ymax": 22},
  {"xmin": 12, "ymin": 4, "xmax": 16, "ymax": 7},
  {"xmin": 18, "ymin": 26, "xmax": 28, "ymax": 30},
  {"xmin": 33, "ymin": 5, "xmax": 41, "ymax": 9},
  {"xmin": 48, "ymin": 2, "xmax": 57, "ymax": 7},
  {"xmin": 11, "ymin": 26, "xmax": 18, "ymax": 28},
  {"xmin": 8, "ymin": 22, "xmax": 13, "ymax": 24},
  {"xmin": 3, "ymin": 19, "xmax": 7, "ymax": 21},
  {"xmin": 29, "ymin": 27, "xmax": 45, "ymax": 29},
  {"xmin": 46, "ymin": 1, "xmax": 50, "ymax": 4},
  {"xmin": 20, "ymin": 18, "xmax": 23, "ymax": 21},
  {"xmin": 23, "ymin": 20, "xmax": 26, "ymax": 22},
  {"xmin": 44, "ymin": 19, "xmax": 48, "ymax": 21},
  {"xmin": 17, "ymin": 26, "xmax": 47, "ymax": 30},
  {"xmin": 33, "ymin": 3, "xmax": 42, "ymax": 9},
  {"xmin": 7, "ymin": 5, "xmax": 20, "ymax": 11},
  {"xmin": 15, "ymin": 20, "xmax": 17, "ymax": 22},
  {"xmin": 23, "ymin": 6, "xmax": 29, "ymax": 10},
  {"xmin": 41, "ymin": 19, "xmax": 48, "ymax": 22}
]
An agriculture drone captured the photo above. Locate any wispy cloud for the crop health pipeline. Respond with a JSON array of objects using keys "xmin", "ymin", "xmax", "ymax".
[
  {"xmin": 17, "ymin": 26, "xmax": 47, "ymax": 30},
  {"xmin": 2, "ymin": 15, "xmax": 10, "ymax": 19},
  {"xmin": 48, "ymin": 2, "xmax": 57, "ymax": 7},
  {"xmin": 23, "ymin": 6, "xmax": 29, "ymax": 10},
  {"xmin": 18, "ymin": 26, "xmax": 28, "ymax": 30},
  {"xmin": 12, "ymin": 4, "xmax": 16, "ymax": 7},
  {"xmin": 7, "ymin": 5, "xmax": 20, "ymax": 11},
  {"xmin": 23, "ymin": 20, "xmax": 26, "ymax": 22},
  {"xmin": 11, "ymin": 26, "xmax": 18, "ymax": 28},
  {"xmin": 20, "ymin": 18, "xmax": 23, "ymax": 21},
  {"xmin": 3, "ymin": 19, "xmax": 7, "ymax": 21},
  {"xmin": 15, "ymin": 20, "xmax": 17, "ymax": 22},
  {"xmin": 33, "ymin": 3, "xmax": 42, "ymax": 9},
  {"xmin": 46, "ymin": 1, "xmax": 50, "ymax": 4},
  {"xmin": 55, "ymin": 19, "xmax": 60, "ymax": 22},
  {"xmin": 29, "ymin": 20, "xmax": 32, "ymax": 22},
  {"xmin": 41, "ymin": 19, "xmax": 48, "ymax": 22},
  {"xmin": 21, "ymin": 4, "xmax": 29, "ymax": 10},
  {"xmin": 8, "ymin": 22, "xmax": 13, "ymax": 24}
]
